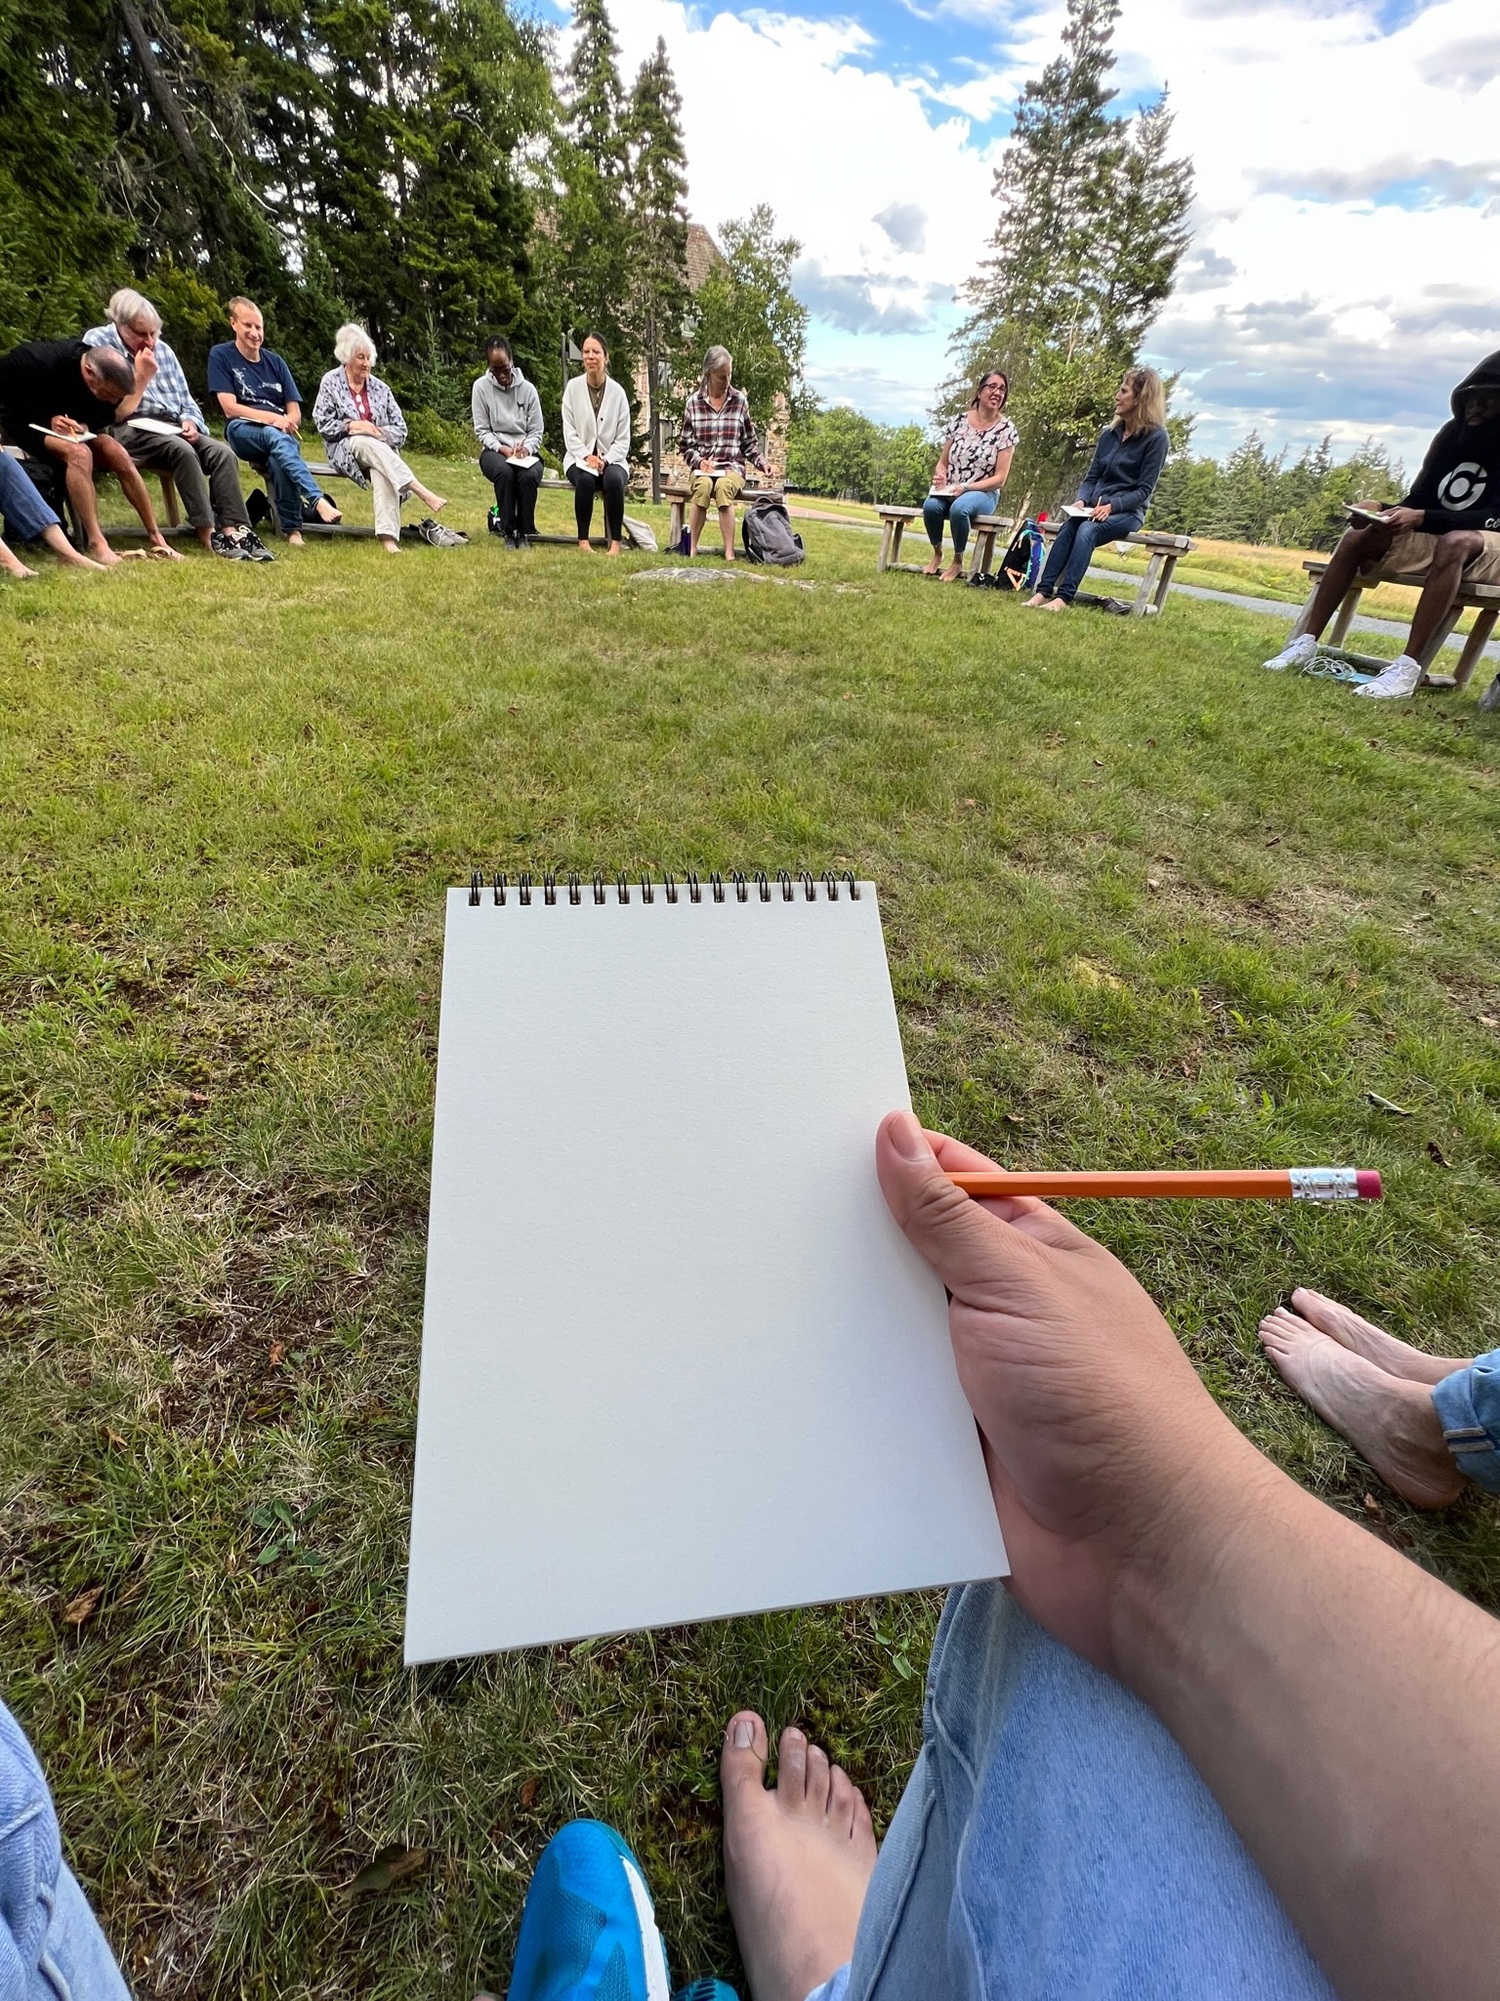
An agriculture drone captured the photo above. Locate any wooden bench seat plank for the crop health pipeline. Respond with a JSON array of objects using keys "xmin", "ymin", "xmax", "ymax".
[{"xmin": 1294, "ymin": 560, "xmax": 1500, "ymax": 689}]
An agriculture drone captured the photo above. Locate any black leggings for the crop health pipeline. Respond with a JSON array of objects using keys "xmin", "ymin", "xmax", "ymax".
[{"xmin": 568, "ymin": 462, "xmax": 628, "ymax": 543}]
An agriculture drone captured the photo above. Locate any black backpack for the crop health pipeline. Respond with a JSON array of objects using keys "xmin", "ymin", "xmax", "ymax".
[{"xmin": 741, "ymin": 499, "xmax": 805, "ymax": 567}]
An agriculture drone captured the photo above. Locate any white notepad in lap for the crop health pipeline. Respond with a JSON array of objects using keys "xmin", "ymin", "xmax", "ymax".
[{"xmin": 404, "ymin": 879, "xmax": 1007, "ymax": 1663}]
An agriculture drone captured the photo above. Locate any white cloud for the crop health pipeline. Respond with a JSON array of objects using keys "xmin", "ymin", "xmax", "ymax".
[{"xmin": 602, "ymin": 0, "xmax": 1500, "ymax": 456}]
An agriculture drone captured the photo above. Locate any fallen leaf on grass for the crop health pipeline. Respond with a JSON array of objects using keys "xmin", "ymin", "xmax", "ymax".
[
  {"xmin": 1362, "ymin": 1494, "xmax": 1386, "ymax": 1520},
  {"xmin": 1426, "ymin": 1140, "xmax": 1451, "ymax": 1167},
  {"xmin": 519, "ymin": 1777, "xmax": 539, "ymax": 1809},
  {"xmin": 1071, "ymin": 958, "xmax": 1123, "ymax": 990},
  {"xmin": 1480, "ymin": 1015, "xmax": 1498, "ymax": 1029},
  {"xmin": 1146, "ymin": 877, "xmax": 1161, "ymax": 891},
  {"xmin": 1366, "ymin": 1092, "xmax": 1413, "ymax": 1117},
  {"xmin": 268, "ymin": 1339, "xmax": 286, "ymax": 1367},
  {"xmin": 1264, "ymin": 835, "xmax": 1282, "ymax": 847},
  {"xmin": 64, "ymin": 1586, "xmax": 104, "ymax": 1626},
  {"xmin": 345, "ymin": 1847, "xmax": 428, "ymax": 1896}
]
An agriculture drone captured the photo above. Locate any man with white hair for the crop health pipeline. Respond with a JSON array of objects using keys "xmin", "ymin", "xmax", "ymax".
[{"xmin": 85, "ymin": 289, "xmax": 273, "ymax": 562}]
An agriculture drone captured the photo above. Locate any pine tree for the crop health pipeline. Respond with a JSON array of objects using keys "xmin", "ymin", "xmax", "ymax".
[
  {"xmin": 545, "ymin": 0, "xmax": 633, "ymax": 400},
  {"xmin": 565, "ymin": 0, "xmax": 626, "ymax": 176},
  {"xmin": 624, "ymin": 38, "xmax": 692, "ymax": 498},
  {"xmin": 950, "ymin": 0, "xmax": 1194, "ymax": 501}
]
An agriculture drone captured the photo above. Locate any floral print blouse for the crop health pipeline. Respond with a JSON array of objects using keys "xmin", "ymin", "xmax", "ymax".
[{"xmin": 941, "ymin": 410, "xmax": 1019, "ymax": 487}]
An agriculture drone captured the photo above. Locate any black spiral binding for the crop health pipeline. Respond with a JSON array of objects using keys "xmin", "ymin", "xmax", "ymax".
[{"xmin": 468, "ymin": 869, "xmax": 860, "ymax": 904}]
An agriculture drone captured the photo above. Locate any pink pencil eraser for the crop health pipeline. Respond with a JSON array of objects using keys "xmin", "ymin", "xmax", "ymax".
[{"xmin": 1357, "ymin": 1171, "xmax": 1383, "ymax": 1200}]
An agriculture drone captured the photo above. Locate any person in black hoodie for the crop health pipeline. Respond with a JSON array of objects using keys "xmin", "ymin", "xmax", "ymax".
[
  {"xmin": 1264, "ymin": 350, "xmax": 1500, "ymax": 698},
  {"xmin": 1026, "ymin": 367, "xmax": 1170, "ymax": 610}
]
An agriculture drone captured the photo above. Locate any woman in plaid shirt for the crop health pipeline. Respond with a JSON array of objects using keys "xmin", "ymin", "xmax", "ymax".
[{"xmin": 679, "ymin": 346, "xmax": 768, "ymax": 559}]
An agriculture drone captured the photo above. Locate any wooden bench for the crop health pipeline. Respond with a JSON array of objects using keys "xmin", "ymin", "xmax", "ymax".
[
  {"xmin": 664, "ymin": 482, "xmax": 785, "ymax": 552},
  {"xmin": 1293, "ymin": 559, "xmax": 1500, "ymax": 693},
  {"xmin": 876, "ymin": 504, "xmax": 1014, "ymax": 579},
  {"xmin": 1037, "ymin": 521, "xmax": 1195, "ymax": 616}
]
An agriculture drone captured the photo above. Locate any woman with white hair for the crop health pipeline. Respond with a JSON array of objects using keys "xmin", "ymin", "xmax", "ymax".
[
  {"xmin": 313, "ymin": 325, "xmax": 446, "ymax": 553},
  {"xmin": 679, "ymin": 346, "xmax": 768, "ymax": 560}
]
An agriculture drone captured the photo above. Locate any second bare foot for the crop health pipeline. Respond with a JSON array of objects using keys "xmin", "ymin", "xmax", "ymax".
[
  {"xmin": 722, "ymin": 1715, "xmax": 876, "ymax": 2001},
  {"xmin": 1258, "ymin": 1309, "xmax": 1463, "ymax": 1507},
  {"xmin": 1288, "ymin": 1288, "xmax": 1469, "ymax": 1385}
]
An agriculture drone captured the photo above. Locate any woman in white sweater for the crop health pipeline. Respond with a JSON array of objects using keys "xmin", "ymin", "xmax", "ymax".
[{"xmin": 562, "ymin": 333, "xmax": 632, "ymax": 554}]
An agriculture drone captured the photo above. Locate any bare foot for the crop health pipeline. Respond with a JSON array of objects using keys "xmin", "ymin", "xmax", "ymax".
[
  {"xmin": 1023, "ymin": 591, "xmax": 1046, "ymax": 607},
  {"xmin": 424, "ymin": 491, "xmax": 448, "ymax": 513},
  {"xmin": 1288, "ymin": 1288, "xmax": 1469, "ymax": 1385},
  {"xmin": 1, "ymin": 560, "xmax": 37, "ymax": 580},
  {"xmin": 314, "ymin": 497, "xmax": 342, "ymax": 525},
  {"xmin": 88, "ymin": 543, "xmax": 123, "ymax": 569},
  {"xmin": 941, "ymin": 561, "xmax": 963, "ymax": 582},
  {"xmin": 147, "ymin": 538, "xmax": 184, "ymax": 560},
  {"xmin": 1040, "ymin": 597, "xmax": 1068, "ymax": 611},
  {"xmin": 606, "ymin": 541, "xmax": 622, "ymax": 556},
  {"xmin": 1257, "ymin": 1309, "xmax": 1462, "ymax": 1508},
  {"xmin": 922, "ymin": 556, "xmax": 942, "ymax": 576},
  {"xmin": 577, "ymin": 539, "xmax": 593, "ymax": 552},
  {"xmin": 722, "ymin": 1714, "xmax": 876, "ymax": 2001},
  {"xmin": 286, "ymin": 530, "xmax": 304, "ymax": 547},
  {"xmin": 378, "ymin": 535, "xmax": 401, "ymax": 554}
]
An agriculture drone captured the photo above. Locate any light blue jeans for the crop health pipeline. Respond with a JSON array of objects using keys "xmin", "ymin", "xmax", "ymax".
[
  {"xmin": 1431, "ymin": 1349, "xmax": 1500, "ymax": 1492},
  {"xmin": 1035, "ymin": 510, "xmax": 1143, "ymax": 604},
  {"xmin": 224, "ymin": 418, "xmax": 324, "ymax": 533},
  {"xmin": 923, "ymin": 490, "xmax": 993, "ymax": 560},
  {"xmin": 0, "ymin": 1702, "xmax": 129, "ymax": 1999},
  {"xmin": 809, "ymin": 1582, "xmax": 1332, "ymax": 2001}
]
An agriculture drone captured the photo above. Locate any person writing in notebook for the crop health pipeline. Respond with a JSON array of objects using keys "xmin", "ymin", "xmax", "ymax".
[
  {"xmin": 497, "ymin": 1113, "xmax": 1499, "ymax": 2000},
  {"xmin": 473, "ymin": 337, "xmax": 545, "ymax": 549}
]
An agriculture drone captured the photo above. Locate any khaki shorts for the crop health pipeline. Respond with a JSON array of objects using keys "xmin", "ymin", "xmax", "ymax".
[
  {"xmin": 689, "ymin": 470, "xmax": 744, "ymax": 509},
  {"xmin": 1370, "ymin": 528, "xmax": 1500, "ymax": 586}
]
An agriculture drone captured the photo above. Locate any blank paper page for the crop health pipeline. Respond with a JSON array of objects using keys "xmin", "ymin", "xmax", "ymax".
[{"xmin": 404, "ymin": 883, "xmax": 1006, "ymax": 1662}]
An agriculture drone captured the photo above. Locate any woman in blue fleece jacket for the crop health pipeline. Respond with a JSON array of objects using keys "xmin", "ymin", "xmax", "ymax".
[{"xmin": 1028, "ymin": 367, "xmax": 1170, "ymax": 610}]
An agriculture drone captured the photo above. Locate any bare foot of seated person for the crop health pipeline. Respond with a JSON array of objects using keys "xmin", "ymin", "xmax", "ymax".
[
  {"xmin": 722, "ymin": 1713, "xmax": 877, "ymax": 2001},
  {"xmin": 1257, "ymin": 1288, "xmax": 1468, "ymax": 1509}
]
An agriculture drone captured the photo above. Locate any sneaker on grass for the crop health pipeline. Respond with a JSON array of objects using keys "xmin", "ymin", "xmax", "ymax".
[
  {"xmin": 1353, "ymin": 654, "xmax": 1424, "ymax": 700},
  {"xmin": 237, "ymin": 529, "xmax": 275, "ymax": 563},
  {"xmin": 209, "ymin": 529, "xmax": 248, "ymax": 560},
  {"xmin": 1263, "ymin": 632, "xmax": 1318, "ymax": 672}
]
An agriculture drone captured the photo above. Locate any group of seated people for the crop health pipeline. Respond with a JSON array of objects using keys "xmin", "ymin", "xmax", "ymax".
[
  {"xmin": 0, "ymin": 290, "xmax": 453, "ymax": 569},
  {"xmin": 0, "ymin": 287, "xmax": 777, "ymax": 574},
  {"xmin": 472, "ymin": 334, "xmax": 768, "ymax": 557},
  {"xmin": 921, "ymin": 363, "xmax": 1171, "ymax": 604}
]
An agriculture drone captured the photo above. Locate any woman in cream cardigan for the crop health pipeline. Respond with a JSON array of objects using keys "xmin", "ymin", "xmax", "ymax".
[{"xmin": 562, "ymin": 333, "xmax": 632, "ymax": 554}]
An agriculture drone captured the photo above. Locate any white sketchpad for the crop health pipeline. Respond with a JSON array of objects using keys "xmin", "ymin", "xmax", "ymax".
[{"xmin": 404, "ymin": 883, "xmax": 1006, "ymax": 1662}]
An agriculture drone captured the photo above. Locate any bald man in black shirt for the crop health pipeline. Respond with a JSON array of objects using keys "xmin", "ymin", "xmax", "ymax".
[{"xmin": 0, "ymin": 338, "xmax": 181, "ymax": 565}]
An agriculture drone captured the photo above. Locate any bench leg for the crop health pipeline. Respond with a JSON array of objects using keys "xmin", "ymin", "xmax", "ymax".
[
  {"xmin": 669, "ymin": 499, "xmax": 684, "ymax": 551},
  {"xmin": 968, "ymin": 528, "xmax": 995, "ymax": 580},
  {"xmin": 1452, "ymin": 609, "xmax": 1497, "ymax": 691},
  {"xmin": 1153, "ymin": 553, "xmax": 1177, "ymax": 613},
  {"xmin": 877, "ymin": 519, "xmax": 894, "ymax": 571},
  {"xmin": 1132, "ymin": 550, "xmax": 1164, "ymax": 616},
  {"xmin": 891, "ymin": 518, "xmax": 905, "ymax": 567},
  {"xmin": 1327, "ymin": 586, "xmax": 1363, "ymax": 648}
]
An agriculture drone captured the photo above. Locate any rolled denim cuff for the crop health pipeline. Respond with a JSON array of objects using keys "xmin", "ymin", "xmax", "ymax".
[{"xmin": 1430, "ymin": 1351, "xmax": 1500, "ymax": 1494}]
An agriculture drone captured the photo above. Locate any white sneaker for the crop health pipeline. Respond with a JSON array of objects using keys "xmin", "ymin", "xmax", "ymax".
[
  {"xmin": 1353, "ymin": 654, "xmax": 1423, "ymax": 700},
  {"xmin": 1263, "ymin": 632, "xmax": 1318, "ymax": 671}
]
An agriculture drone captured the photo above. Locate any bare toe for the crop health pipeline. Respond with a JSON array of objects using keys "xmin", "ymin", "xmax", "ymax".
[
  {"xmin": 827, "ymin": 1765, "xmax": 857, "ymax": 1835},
  {"xmin": 802, "ymin": 1740, "xmax": 831, "ymax": 1812},
  {"xmin": 777, "ymin": 1726, "xmax": 808, "ymax": 1801}
]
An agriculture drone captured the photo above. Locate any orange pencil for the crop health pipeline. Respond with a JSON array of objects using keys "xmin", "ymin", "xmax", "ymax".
[{"xmin": 947, "ymin": 1167, "xmax": 1382, "ymax": 1203}]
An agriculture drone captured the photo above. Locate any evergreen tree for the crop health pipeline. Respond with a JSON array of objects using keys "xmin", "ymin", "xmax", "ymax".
[
  {"xmin": 624, "ymin": 38, "xmax": 692, "ymax": 495},
  {"xmin": 691, "ymin": 205, "xmax": 808, "ymax": 427},
  {"xmin": 546, "ymin": 0, "xmax": 633, "ymax": 387},
  {"xmin": 950, "ymin": 0, "xmax": 1194, "ymax": 501}
]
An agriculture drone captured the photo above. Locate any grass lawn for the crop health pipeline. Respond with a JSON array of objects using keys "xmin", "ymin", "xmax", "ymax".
[{"xmin": 2, "ymin": 450, "xmax": 1499, "ymax": 1997}]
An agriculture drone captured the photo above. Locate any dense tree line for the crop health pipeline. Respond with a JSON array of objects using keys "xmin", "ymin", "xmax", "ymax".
[
  {"xmin": 0, "ymin": 0, "xmax": 805, "ymax": 454},
  {"xmin": 1149, "ymin": 431, "xmax": 1405, "ymax": 549},
  {"xmin": 785, "ymin": 406, "xmax": 932, "ymax": 506},
  {"xmin": 950, "ymin": 0, "xmax": 1194, "ymax": 505}
]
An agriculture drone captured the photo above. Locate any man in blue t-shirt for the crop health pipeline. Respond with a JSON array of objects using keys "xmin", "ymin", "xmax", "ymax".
[{"xmin": 206, "ymin": 299, "xmax": 342, "ymax": 544}]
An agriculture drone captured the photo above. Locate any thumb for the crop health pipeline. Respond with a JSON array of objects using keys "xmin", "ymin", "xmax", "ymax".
[{"xmin": 876, "ymin": 1109, "xmax": 1045, "ymax": 1304}]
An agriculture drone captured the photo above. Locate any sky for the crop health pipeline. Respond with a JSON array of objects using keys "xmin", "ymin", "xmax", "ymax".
[{"xmin": 544, "ymin": 0, "xmax": 1500, "ymax": 467}]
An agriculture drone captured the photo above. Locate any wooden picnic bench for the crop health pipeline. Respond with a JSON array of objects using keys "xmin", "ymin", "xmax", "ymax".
[
  {"xmin": 664, "ymin": 482, "xmax": 785, "ymax": 552},
  {"xmin": 1036, "ymin": 521, "xmax": 1195, "ymax": 616},
  {"xmin": 1293, "ymin": 558, "xmax": 1500, "ymax": 696},
  {"xmin": 875, "ymin": 504, "xmax": 1014, "ymax": 579}
]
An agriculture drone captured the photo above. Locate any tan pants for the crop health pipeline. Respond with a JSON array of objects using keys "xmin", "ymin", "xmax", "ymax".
[
  {"xmin": 1373, "ymin": 528, "xmax": 1500, "ymax": 586},
  {"xmin": 689, "ymin": 470, "xmax": 744, "ymax": 510},
  {"xmin": 345, "ymin": 434, "xmax": 417, "ymax": 539}
]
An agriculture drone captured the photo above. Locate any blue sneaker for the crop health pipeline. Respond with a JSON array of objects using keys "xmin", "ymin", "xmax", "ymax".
[{"xmin": 505, "ymin": 1820, "xmax": 739, "ymax": 2001}]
